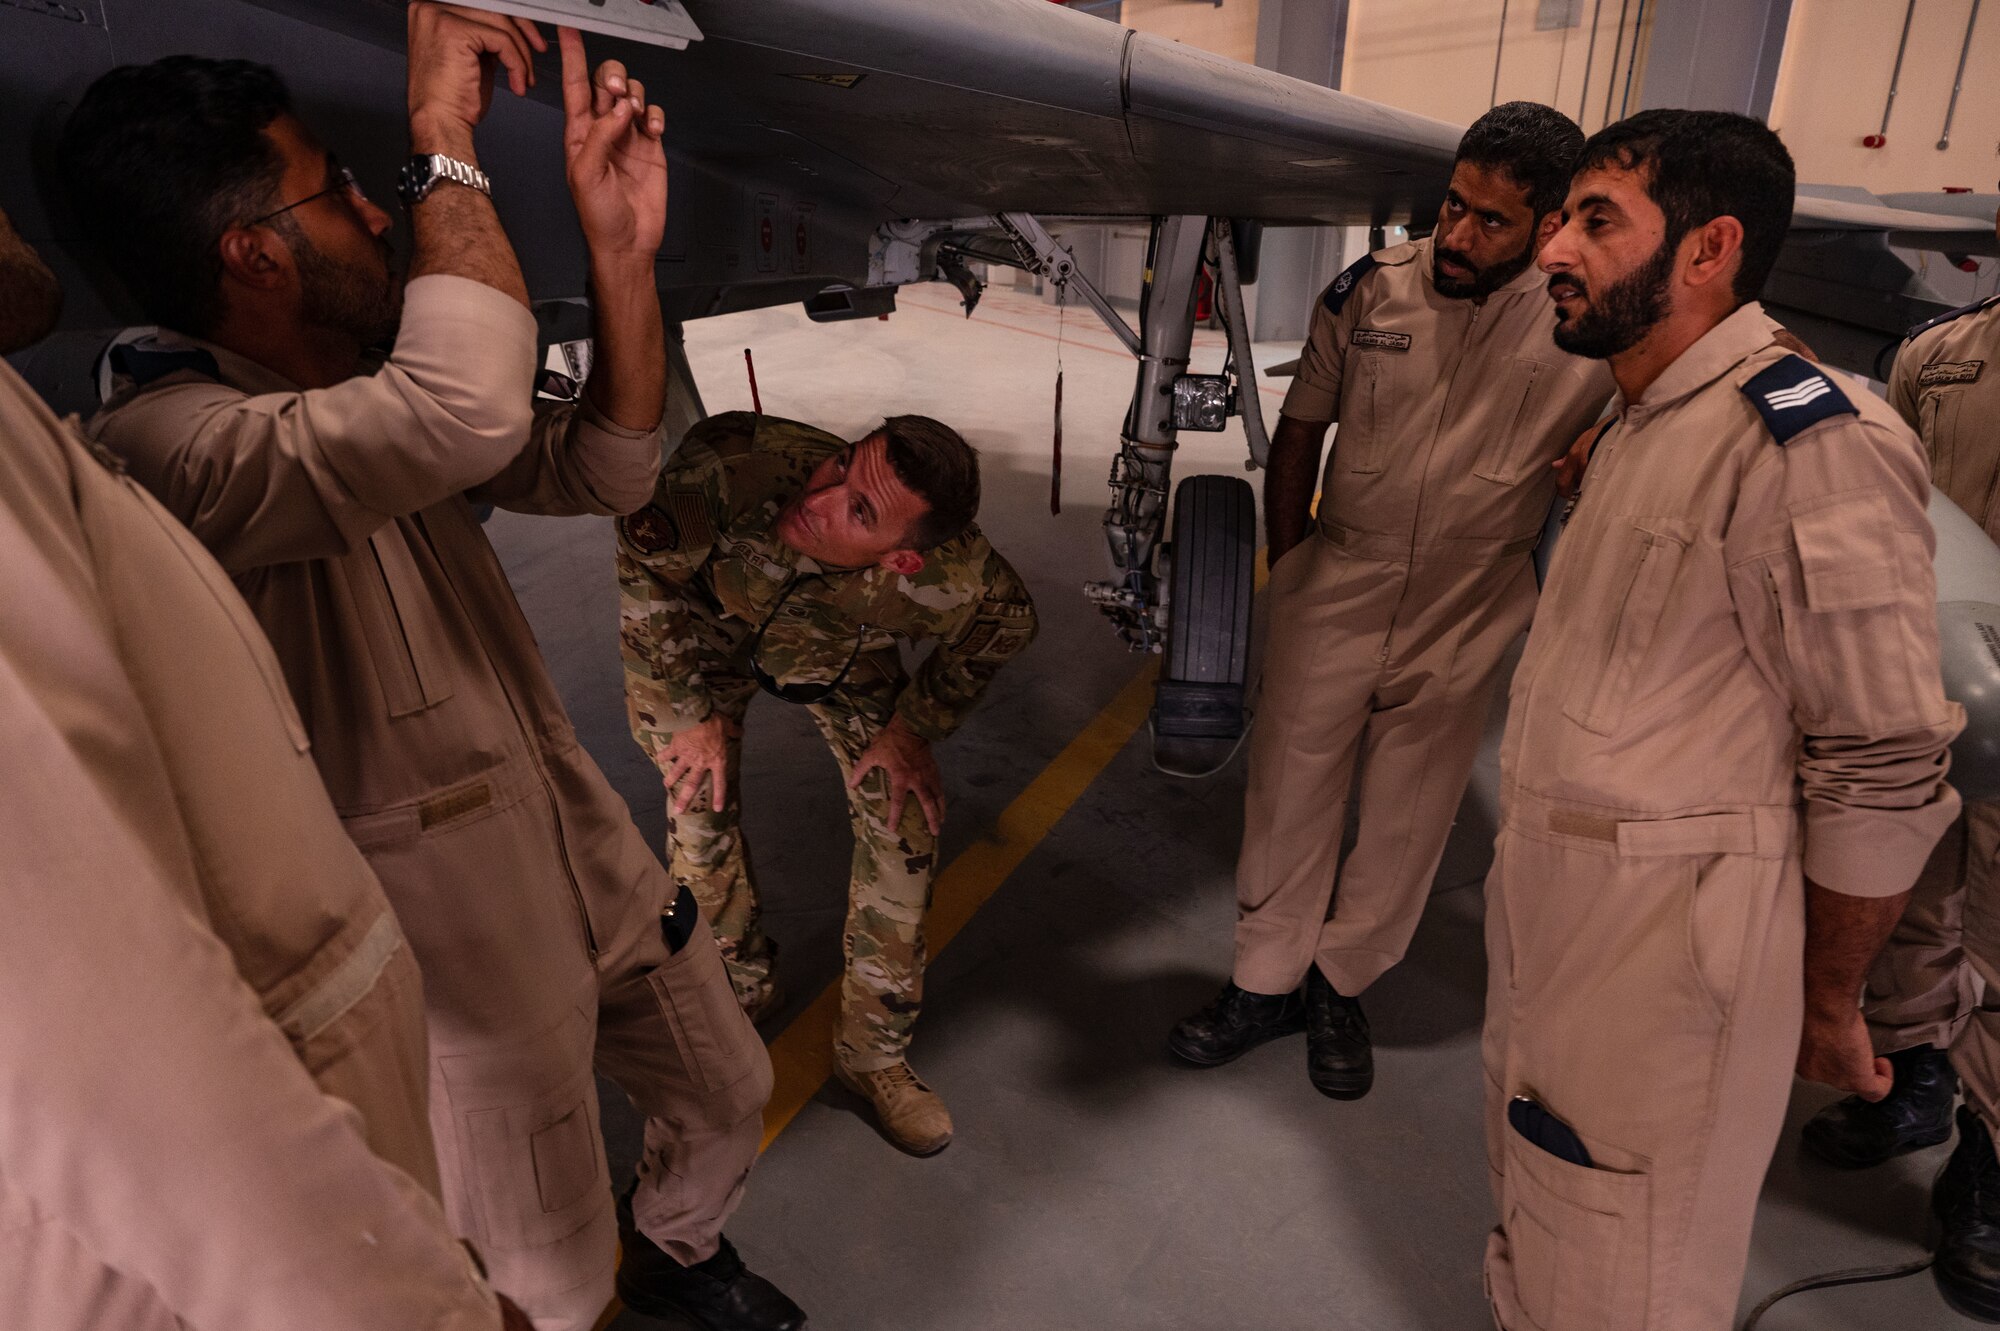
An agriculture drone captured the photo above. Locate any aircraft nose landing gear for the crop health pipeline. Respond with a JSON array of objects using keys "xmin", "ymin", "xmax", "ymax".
[
  {"xmin": 1151, "ymin": 472, "xmax": 1256, "ymax": 777},
  {"xmin": 882, "ymin": 209, "xmax": 1267, "ymax": 774},
  {"xmin": 1080, "ymin": 215, "xmax": 1266, "ymax": 776}
]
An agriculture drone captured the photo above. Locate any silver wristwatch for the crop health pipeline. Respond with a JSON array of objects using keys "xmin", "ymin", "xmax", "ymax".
[{"xmin": 396, "ymin": 152, "xmax": 491, "ymax": 207}]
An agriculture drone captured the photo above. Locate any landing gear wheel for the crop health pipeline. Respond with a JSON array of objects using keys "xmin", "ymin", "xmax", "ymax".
[{"xmin": 1152, "ymin": 473, "xmax": 1255, "ymax": 778}]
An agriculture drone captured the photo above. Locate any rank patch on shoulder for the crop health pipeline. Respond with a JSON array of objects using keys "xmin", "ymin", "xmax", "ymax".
[
  {"xmin": 1740, "ymin": 354, "xmax": 1857, "ymax": 445},
  {"xmin": 1351, "ymin": 328, "xmax": 1412, "ymax": 351},
  {"xmin": 1920, "ymin": 359, "xmax": 1985, "ymax": 387},
  {"xmin": 1321, "ymin": 253, "xmax": 1379, "ymax": 317}
]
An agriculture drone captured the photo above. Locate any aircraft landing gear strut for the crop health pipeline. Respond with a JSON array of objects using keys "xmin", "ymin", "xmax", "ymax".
[{"xmin": 1082, "ymin": 215, "xmax": 1262, "ymax": 777}]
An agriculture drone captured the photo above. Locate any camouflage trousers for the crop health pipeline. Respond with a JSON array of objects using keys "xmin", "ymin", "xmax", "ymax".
[{"xmin": 666, "ymin": 650, "xmax": 937, "ymax": 1072}]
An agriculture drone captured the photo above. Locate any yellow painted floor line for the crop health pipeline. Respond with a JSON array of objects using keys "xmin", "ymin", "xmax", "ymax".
[
  {"xmin": 594, "ymin": 662, "xmax": 1159, "ymax": 1325},
  {"xmin": 758, "ymin": 658, "xmax": 1162, "ymax": 1149}
]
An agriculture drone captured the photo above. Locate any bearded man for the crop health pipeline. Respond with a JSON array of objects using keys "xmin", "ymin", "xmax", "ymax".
[
  {"xmin": 1167, "ymin": 102, "xmax": 1611, "ymax": 1101},
  {"xmin": 1482, "ymin": 109, "xmax": 1961, "ymax": 1330}
]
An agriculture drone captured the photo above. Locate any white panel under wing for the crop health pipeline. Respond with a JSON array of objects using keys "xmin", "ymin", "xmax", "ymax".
[{"xmin": 450, "ymin": 0, "xmax": 701, "ymax": 49}]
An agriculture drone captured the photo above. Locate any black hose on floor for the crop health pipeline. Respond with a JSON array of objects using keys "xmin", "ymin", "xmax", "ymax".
[{"xmin": 1738, "ymin": 1256, "xmax": 1933, "ymax": 1330}]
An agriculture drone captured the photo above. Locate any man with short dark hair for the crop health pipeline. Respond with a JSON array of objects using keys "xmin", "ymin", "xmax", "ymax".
[
  {"xmin": 619, "ymin": 410, "xmax": 1036, "ymax": 1157},
  {"xmin": 1484, "ymin": 109, "xmax": 1961, "ymax": 1330},
  {"xmin": 66, "ymin": 9, "xmax": 798, "ymax": 1329},
  {"xmin": 1167, "ymin": 102, "xmax": 1610, "ymax": 1100}
]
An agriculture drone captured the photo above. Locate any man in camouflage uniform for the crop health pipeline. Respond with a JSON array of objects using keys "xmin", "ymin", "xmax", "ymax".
[{"xmin": 618, "ymin": 410, "xmax": 1036, "ymax": 1155}]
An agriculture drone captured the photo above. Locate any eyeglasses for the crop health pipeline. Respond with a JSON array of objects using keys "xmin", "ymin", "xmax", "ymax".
[
  {"xmin": 745, "ymin": 575, "xmax": 872, "ymax": 706},
  {"xmin": 241, "ymin": 165, "xmax": 367, "ymax": 229}
]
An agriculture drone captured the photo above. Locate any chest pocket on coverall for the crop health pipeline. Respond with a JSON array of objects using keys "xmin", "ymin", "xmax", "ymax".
[
  {"xmin": 1564, "ymin": 520, "xmax": 1692, "ymax": 736},
  {"xmin": 351, "ymin": 524, "xmax": 457, "ymax": 719},
  {"xmin": 1921, "ymin": 389, "xmax": 1995, "ymax": 527},
  {"xmin": 1474, "ymin": 357, "xmax": 1556, "ymax": 485},
  {"xmin": 1343, "ymin": 353, "xmax": 1390, "ymax": 474}
]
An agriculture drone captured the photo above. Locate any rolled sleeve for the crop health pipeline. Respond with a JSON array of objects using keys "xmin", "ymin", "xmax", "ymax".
[
  {"xmin": 1732, "ymin": 415, "xmax": 1964, "ymax": 897},
  {"xmin": 472, "ymin": 391, "xmax": 661, "ymax": 517},
  {"xmin": 1800, "ymin": 733, "xmax": 1961, "ymax": 896}
]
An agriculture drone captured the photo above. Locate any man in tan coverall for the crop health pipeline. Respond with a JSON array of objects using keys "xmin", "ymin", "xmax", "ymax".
[
  {"xmin": 62, "ymin": 10, "xmax": 794, "ymax": 1330},
  {"xmin": 1484, "ymin": 109, "xmax": 1962, "ymax": 1331},
  {"xmin": 1169, "ymin": 103, "xmax": 1610, "ymax": 1099},
  {"xmin": 1799, "ymin": 212, "xmax": 2000, "ymax": 1317},
  {"xmin": 0, "ymin": 210, "xmax": 529, "ymax": 1329}
]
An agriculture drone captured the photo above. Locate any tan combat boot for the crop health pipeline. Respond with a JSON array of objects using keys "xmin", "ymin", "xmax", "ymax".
[{"xmin": 835, "ymin": 1061, "xmax": 953, "ymax": 1156}]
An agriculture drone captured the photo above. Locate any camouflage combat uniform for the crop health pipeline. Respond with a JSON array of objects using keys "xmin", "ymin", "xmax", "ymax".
[{"xmin": 617, "ymin": 412, "xmax": 1037, "ymax": 1070}]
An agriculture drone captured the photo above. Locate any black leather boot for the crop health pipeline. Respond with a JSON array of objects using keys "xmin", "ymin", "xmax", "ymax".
[
  {"xmin": 1935, "ymin": 1105, "xmax": 2000, "ymax": 1323},
  {"xmin": 616, "ymin": 1188, "xmax": 807, "ymax": 1331},
  {"xmin": 1167, "ymin": 981, "xmax": 1305, "ymax": 1066},
  {"xmin": 1800, "ymin": 1042, "xmax": 1956, "ymax": 1168},
  {"xmin": 1304, "ymin": 965, "xmax": 1373, "ymax": 1100}
]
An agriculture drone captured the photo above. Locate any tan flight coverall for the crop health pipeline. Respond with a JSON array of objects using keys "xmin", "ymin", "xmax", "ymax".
[
  {"xmin": 1238, "ymin": 236, "xmax": 1611, "ymax": 998},
  {"xmin": 1867, "ymin": 297, "xmax": 2000, "ymax": 1099},
  {"xmin": 0, "ymin": 362, "xmax": 499, "ymax": 1330},
  {"xmin": 90, "ymin": 275, "xmax": 772, "ymax": 1330},
  {"xmin": 1483, "ymin": 303, "xmax": 1962, "ymax": 1331}
]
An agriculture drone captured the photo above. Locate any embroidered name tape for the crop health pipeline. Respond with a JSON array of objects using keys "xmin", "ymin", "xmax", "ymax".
[
  {"xmin": 1352, "ymin": 329, "xmax": 1413, "ymax": 351},
  {"xmin": 1919, "ymin": 359, "xmax": 1985, "ymax": 387}
]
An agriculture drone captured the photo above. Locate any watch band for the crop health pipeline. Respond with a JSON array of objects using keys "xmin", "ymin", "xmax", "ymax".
[{"xmin": 398, "ymin": 152, "xmax": 491, "ymax": 206}]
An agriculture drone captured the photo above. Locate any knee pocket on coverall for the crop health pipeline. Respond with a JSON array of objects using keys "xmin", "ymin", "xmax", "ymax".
[
  {"xmin": 441, "ymin": 1008, "xmax": 609, "ymax": 1254},
  {"xmin": 1502, "ymin": 1128, "xmax": 1650, "ymax": 1331},
  {"xmin": 643, "ymin": 920, "xmax": 768, "ymax": 1113}
]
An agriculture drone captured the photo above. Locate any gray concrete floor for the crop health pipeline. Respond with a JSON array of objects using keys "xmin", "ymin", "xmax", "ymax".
[{"xmin": 488, "ymin": 284, "xmax": 1971, "ymax": 1330}]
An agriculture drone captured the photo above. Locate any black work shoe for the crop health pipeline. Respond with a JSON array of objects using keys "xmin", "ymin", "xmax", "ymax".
[
  {"xmin": 616, "ymin": 1189, "xmax": 806, "ymax": 1331},
  {"xmin": 1801, "ymin": 1043, "xmax": 1957, "ymax": 1169},
  {"xmin": 1304, "ymin": 965, "xmax": 1373, "ymax": 1100},
  {"xmin": 1167, "ymin": 981, "xmax": 1305, "ymax": 1066},
  {"xmin": 1935, "ymin": 1106, "xmax": 2000, "ymax": 1323}
]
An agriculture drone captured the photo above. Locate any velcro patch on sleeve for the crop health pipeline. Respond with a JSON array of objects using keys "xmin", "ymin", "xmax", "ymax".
[
  {"xmin": 622, "ymin": 490, "xmax": 715, "ymax": 555},
  {"xmin": 955, "ymin": 616, "xmax": 1032, "ymax": 662},
  {"xmin": 621, "ymin": 504, "xmax": 680, "ymax": 554},
  {"xmin": 668, "ymin": 489, "xmax": 714, "ymax": 548}
]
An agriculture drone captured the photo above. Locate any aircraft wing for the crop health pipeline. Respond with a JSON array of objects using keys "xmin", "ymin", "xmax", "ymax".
[
  {"xmin": 218, "ymin": 0, "xmax": 1460, "ymax": 229},
  {"xmin": 1791, "ymin": 187, "xmax": 1999, "ymax": 258},
  {"xmin": 673, "ymin": 0, "xmax": 1461, "ymax": 226},
  {"xmin": 3, "ymin": 0, "xmax": 1985, "ymax": 375}
]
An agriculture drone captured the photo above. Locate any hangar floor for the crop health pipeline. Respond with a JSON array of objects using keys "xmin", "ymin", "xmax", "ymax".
[{"xmin": 485, "ymin": 282, "xmax": 1969, "ymax": 1330}]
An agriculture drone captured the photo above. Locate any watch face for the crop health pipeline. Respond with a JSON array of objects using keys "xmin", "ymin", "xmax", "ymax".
[{"xmin": 397, "ymin": 155, "xmax": 435, "ymax": 206}]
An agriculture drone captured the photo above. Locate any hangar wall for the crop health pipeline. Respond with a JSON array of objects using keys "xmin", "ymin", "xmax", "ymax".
[
  {"xmin": 1089, "ymin": 0, "xmax": 2000, "ymax": 337},
  {"xmin": 1771, "ymin": 0, "xmax": 2000, "ymax": 195},
  {"xmin": 1121, "ymin": 0, "xmax": 1263, "ymax": 64},
  {"xmin": 1341, "ymin": 0, "xmax": 1655, "ymax": 132}
]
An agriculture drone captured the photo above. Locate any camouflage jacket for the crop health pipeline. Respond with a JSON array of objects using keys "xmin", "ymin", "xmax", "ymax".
[{"xmin": 617, "ymin": 412, "xmax": 1037, "ymax": 747}]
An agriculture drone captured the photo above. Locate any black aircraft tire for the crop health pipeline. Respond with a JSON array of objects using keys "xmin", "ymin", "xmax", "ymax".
[{"xmin": 1165, "ymin": 473, "xmax": 1255, "ymax": 687}]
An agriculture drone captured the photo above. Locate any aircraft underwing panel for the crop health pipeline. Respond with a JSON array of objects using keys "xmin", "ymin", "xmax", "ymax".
[
  {"xmin": 676, "ymin": 0, "xmax": 1462, "ymax": 225},
  {"xmin": 450, "ymin": 0, "xmax": 701, "ymax": 50}
]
